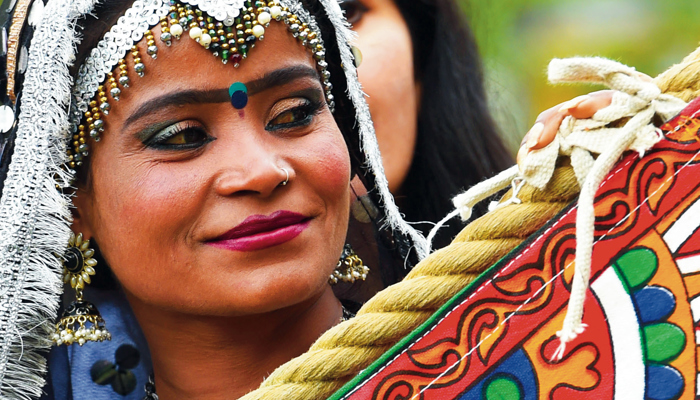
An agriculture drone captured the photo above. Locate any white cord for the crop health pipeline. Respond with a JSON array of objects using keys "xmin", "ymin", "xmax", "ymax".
[
  {"xmin": 543, "ymin": 58, "xmax": 685, "ymax": 359},
  {"xmin": 431, "ymin": 57, "xmax": 687, "ymax": 360},
  {"xmin": 426, "ymin": 166, "xmax": 519, "ymax": 252}
]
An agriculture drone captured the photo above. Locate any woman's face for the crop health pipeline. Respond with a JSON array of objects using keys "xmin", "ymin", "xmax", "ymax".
[
  {"xmin": 341, "ymin": 0, "xmax": 418, "ymax": 194},
  {"xmin": 72, "ymin": 23, "xmax": 351, "ymax": 316}
]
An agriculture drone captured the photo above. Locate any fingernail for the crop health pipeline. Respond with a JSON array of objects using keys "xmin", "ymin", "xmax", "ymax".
[
  {"xmin": 558, "ymin": 95, "xmax": 590, "ymax": 114},
  {"xmin": 525, "ymin": 122, "xmax": 544, "ymax": 149},
  {"xmin": 516, "ymin": 145, "xmax": 528, "ymax": 166}
]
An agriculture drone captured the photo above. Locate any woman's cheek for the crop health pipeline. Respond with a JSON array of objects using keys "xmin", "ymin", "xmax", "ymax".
[
  {"xmin": 304, "ymin": 130, "xmax": 351, "ymax": 198},
  {"xmin": 100, "ymin": 163, "xmax": 201, "ymax": 227},
  {"xmin": 90, "ymin": 161, "xmax": 202, "ymax": 278}
]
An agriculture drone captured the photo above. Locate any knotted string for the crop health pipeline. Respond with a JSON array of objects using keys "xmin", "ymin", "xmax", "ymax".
[{"xmin": 429, "ymin": 56, "xmax": 687, "ymax": 360}]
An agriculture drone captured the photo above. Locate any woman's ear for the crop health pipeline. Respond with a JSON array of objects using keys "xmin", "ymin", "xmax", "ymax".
[{"xmin": 70, "ymin": 188, "xmax": 94, "ymax": 238}]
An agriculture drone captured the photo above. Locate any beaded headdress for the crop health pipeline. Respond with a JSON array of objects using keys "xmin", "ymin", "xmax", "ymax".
[
  {"xmin": 0, "ymin": 0, "xmax": 429, "ymax": 397},
  {"xmin": 67, "ymin": 0, "xmax": 335, "ymax": 169}
]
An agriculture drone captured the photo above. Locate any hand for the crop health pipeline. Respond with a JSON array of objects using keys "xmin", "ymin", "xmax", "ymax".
[{"xmin": 516, "ymin": 90, "xmax": 615, "ymax": 166}]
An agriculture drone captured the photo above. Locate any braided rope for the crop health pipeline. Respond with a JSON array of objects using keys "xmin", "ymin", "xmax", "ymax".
[
  {"xmin": 655, "ymin": 45, "xmax": 700, "ymax": 102},
  {"xmin": 240, "ymin": 166, "xmax": 580, "ymax": 400}
]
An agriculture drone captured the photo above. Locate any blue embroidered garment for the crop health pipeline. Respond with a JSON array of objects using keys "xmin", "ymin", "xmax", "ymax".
[{"xmin": 42, "ymin": 288, "xmax": 151, "ymax": 399}]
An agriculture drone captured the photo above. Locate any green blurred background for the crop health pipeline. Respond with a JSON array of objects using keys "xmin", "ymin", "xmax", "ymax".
[{"xmin": 463, "ymin": 0, "xmax": 700, "ymax": 150}]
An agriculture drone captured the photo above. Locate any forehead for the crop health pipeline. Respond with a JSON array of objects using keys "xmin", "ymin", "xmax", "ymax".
[{"xmin": 116, "ymin": 22, "xmax": 319, "ymax": 106}]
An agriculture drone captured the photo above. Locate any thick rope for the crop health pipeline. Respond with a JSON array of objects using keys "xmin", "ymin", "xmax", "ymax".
[
  {"xmin": 240, "ymin": 48, "xmax": 700, "ymax": 399},
  {"xmin": 655, "ymin": 44, "xmax": 700, "ymax": 103},
  {"xmin": 240, "ymin": 167, "xmax": 580, "ymax": 399}
]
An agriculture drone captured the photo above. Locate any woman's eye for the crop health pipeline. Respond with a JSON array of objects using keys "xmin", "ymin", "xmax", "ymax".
[
  {"xmin": 266, "ymin": 99, "xmax": 323, "ymax": 131},
  {"xmin": 145, "ymin": 123, "xmax": 212, "ymax": 150},
  {"xmin": 339, "ymin": 0, "xmax": 368, "ymax": 25},
  {"xmin": 163, "ymin": 128, "xmax": 208, "ymax": 145}
]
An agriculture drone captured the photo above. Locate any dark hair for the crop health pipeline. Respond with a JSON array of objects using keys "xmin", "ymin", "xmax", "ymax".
[{"xmin": 393, "ymin": 0, "xmax": 514, "ymax": 248}]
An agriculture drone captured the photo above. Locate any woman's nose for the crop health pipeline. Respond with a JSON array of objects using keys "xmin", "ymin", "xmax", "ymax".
[{"xmin": 212, "ymin": 140, "xmax": 292, "ymax": 198}]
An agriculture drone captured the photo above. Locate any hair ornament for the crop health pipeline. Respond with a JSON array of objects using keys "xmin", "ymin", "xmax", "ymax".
[{"xmin": 67, "ymin": 0, "xmax": 334, "ymax": 170}]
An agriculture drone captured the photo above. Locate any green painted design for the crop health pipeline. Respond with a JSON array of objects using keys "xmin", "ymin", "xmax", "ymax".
[
  {"xmin": 229, "ymin": 82, "xmax": 248, "ymax": 97},
  {"xmin": 644, "ymin": 323, "xmax": 686, "ymax": 363},
  {"xmin": 613, "ymin": 247, "xmax": 658, "ymax": 292},
  {"xmin": 483, "ymin": 376, "xmax": 522, "ymax": 400}
]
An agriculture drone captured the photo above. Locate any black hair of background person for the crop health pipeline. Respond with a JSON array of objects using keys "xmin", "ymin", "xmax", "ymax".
[{"xmin": 394, "ymin": 0, "xmax": 514, "ymax": 249}]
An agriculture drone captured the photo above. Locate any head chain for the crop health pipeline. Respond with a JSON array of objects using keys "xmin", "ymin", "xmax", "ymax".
[{"xmin": 67, "ymin": 0, "xmax": 334, "ymax": 170}]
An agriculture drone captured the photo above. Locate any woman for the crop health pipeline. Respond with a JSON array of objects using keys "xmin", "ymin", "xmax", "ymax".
[
  {"xmin": 0, "ymin": 0, "xmax": 426, "ymax": 398},
  {"xmin": 338, "ymin": 0, "xmax": 514, "ymax": 248}
]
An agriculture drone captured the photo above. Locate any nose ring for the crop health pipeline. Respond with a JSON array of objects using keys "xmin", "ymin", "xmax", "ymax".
[{"xmin": 280, "ymin": 168, "xmax": 290, "ymax": 186}]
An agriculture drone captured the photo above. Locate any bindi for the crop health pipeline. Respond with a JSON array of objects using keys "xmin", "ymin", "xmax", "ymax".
[{"xmin": 229, "ymin": 82, "xmax": 249, "ymax": 110}]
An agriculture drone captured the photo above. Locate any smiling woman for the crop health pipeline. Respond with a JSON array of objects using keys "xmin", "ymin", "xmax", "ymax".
[
  {"xmin": 73, "ymin": 23, "xmax": 352, "ymax": 320},
  {"xmin": 0, "ymin": 0, "xmax": 426, "ymax": 399}
]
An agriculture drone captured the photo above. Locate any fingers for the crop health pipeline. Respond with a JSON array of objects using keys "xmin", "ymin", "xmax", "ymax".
[
  {"xmin": 517, "ymin": 106, "xmax": 565, "ymax": 164},
  {"xmin": 517, "ymin": 90, "xmax": 615, "ymax": 166},
  {"xmin": 562, "ymin": 90, "xmax": 613, "ymax": 119}
]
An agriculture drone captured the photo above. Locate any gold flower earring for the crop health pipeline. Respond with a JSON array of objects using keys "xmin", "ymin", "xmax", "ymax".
[
  {"xmin": 329, "ymin": 244, "xmax": 370, "ymax": 285},
  {"xmin": 52, "ymin": 232, "xmax": 111, "ymax": 346}
]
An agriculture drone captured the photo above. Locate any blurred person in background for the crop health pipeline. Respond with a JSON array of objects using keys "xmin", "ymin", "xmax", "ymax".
[{"xmin": 339, "ymin": 0, "xmax": 514, "ymax": 249}]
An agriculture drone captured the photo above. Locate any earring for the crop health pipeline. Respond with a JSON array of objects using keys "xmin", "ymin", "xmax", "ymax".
[
  {"xmin": 329, "ymin": 244, "xmax": 370, "ymax": 285},
  {"xmin": 52, "ymin": 232, "xmax": 111, "ymax": 346}
]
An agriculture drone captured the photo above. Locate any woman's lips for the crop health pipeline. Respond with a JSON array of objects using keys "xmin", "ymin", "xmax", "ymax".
[{"xmin": 207, "ymin": 211, "xmax": 312, "ymax": 252}]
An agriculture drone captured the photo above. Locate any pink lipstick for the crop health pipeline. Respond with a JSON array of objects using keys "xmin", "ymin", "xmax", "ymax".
[{"xmin": 208, "ymin": 211, "xmax": 311, "ymax": 252}]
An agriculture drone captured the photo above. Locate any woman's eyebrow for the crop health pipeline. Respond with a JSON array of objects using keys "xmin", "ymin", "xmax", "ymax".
[{"xmin": 123, "ymin": 65, "xmax": 320, "ymax": 128}]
